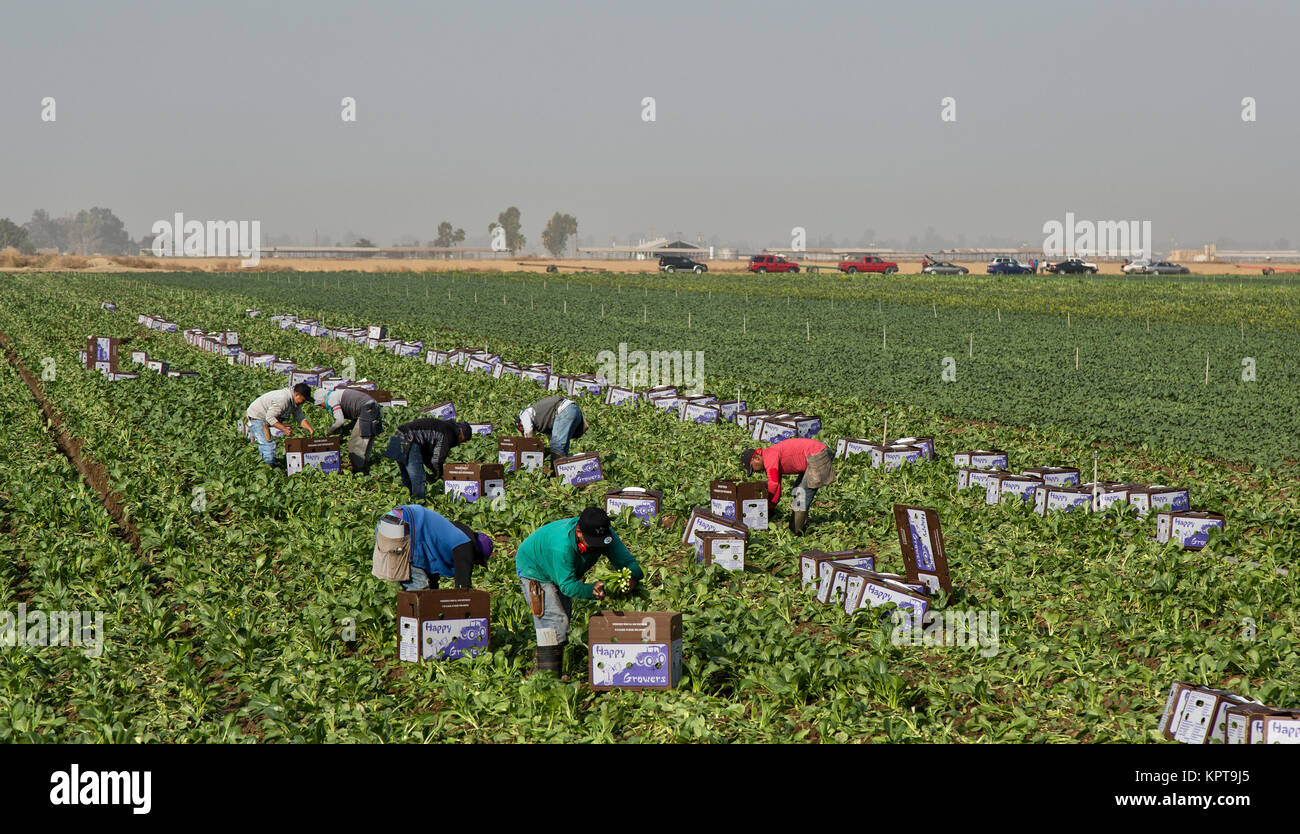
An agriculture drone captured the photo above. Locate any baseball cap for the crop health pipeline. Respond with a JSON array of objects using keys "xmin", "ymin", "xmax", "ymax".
[
  {"xmin": 577, "ymin": 507, "xmax": 614, "ymax": 551},
  {"xmin": 313, "ymin": 389, "xmax": 329, "ymax": 407}
]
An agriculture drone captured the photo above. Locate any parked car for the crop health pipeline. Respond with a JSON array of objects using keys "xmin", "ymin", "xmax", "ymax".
[
  {"xmin": 659, "ymin": 255, "xmax": 707, "ymax": 274},
  {"xmin": 1122, "ymin": 259, "xmax": 1189, "ymax": 275},
  {"xmin": 921, "ymin": 259, "xmax": 969, "ymax": 275},
  {"xmin": 748, "ymin": 255, "xmax": 800, "ymax": 274},
  {"xmin": 838, "ymin": 255, "xmax": 898, "ymax": 275},
  {"xmin": 1046, "ymin": 258, "xmax": 1098, "ymax": 275},
  {"xmin": 987, "ymin": 257, "xmax": 1035, "ymax": 275}
]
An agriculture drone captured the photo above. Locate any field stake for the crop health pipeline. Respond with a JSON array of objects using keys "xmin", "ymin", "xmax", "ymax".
[
  {"xmin": 806, "ymin": 321, "xmax": 810, "ymax": 341},
  {"xmin": 882, "ymin": 325, "xmax": 886, "ymax": 350},
  {"xmin": 969, "ymin": 333, "xmax": 973, "ymax": 358},
  {"xmin": 688, "ymin": 311, "xmax": 691, "ymax": 328},
  {"xmin": 998, "ymin": 306, "xmax": 1001, "ymax": 323},
  {"xmin": 743, "ymin": 313, "xmax": 747, "ymax": 334},
  {"xmin": 1068, "ymin": 311, "xmax": 1071, "ymax": 328},
  {"xmin": 1075, "ymin": 346, "xmax": 1079, "ymax": 370},
  {"xmin": 564, "ymin": 299, "xmax": 567, "ymax": 314},
  {"xmin": 882, "ymin": 414, "xmax": 888, "ymax": 445},
  {"xmin": 602, "ymin": 304, "xmax": 605, "ymax": 318},
  {"xmin": 933, "ymin": 300, "xmax": 936, "ymax": 318},
  {"xmin": 1146, "ymin": 315, "xmax": 1149, "ymax": 331},
  {"xmin": 1205, "ymin": 353, "xmax": 1209, "ymax": 384},
  {"xmin": 643, "ymin": 305, "xmax": 647, "ymax": 322}
]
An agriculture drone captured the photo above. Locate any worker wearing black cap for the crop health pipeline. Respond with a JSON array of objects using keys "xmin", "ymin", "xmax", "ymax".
[
  {"xmin": 382, "ymin": 417, "xmax": 473, "ymax": 500},
  {"xmin": 514, "ymin": 507, "xmax": 644, "ymax": 676}
]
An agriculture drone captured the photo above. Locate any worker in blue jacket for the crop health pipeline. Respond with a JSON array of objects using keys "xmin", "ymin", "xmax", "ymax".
[{"xmin": 372, "ymin": 505, "xmax": 494, "ymax": 590}]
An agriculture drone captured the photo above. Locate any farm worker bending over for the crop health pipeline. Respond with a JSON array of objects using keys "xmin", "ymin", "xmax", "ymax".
[
  {"xmin": 314, "ymin": 387, "xmax": 383, "ymax": 475},
  {"xmin": 371, "ymin": 505, "xmax": 493, "ymax": 590},
  {"xmin": 244, "ymin": 383, "xmax": 314, "ymax": 466},
  {"xmin": 741, "ymin": 437, "xmax": 836, "ymax": 536},
  {"xmin": 382, "ymin": 418, "xmax": 472, "ymax": 500},
  {"xmin": 516, "ymin": 394, "xmax": 587, "ymax": 458},
  {"xmin": 515, "ymin": 507, "xmax": 643, "ymax": 676}
]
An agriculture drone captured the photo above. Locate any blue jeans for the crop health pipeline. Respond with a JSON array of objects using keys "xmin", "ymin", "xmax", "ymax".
[
  {"xmin": 399, "ymin": 444, "xmax": 427, "ymax": 500},
  {"xmin": 519, "ymin": 578, "xmax": 574, "ymax": 643},
  {"xmin": 791, "ymin": 473, "xmax": 817, "ymax": 511},
  {"xmin": 549, "ymin": 405, "xmax": 583, "ymax": 458},
  {"xmin": 248, "ymin": 419, "xmax": 277, "ymax": 465},
  {"xmin": 402, "ymin": 565, "xmax": 443, "ymax": 591}
]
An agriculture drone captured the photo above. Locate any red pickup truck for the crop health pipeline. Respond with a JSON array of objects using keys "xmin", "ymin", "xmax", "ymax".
[{"xmin": 838, "ymin": 255, "xmax": 898, "ymax": 275}]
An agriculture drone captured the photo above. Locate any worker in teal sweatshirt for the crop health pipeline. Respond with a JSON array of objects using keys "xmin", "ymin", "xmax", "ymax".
[{"xmin": 515, "ymin": 506, "xmax": 644, "ymax": 676}]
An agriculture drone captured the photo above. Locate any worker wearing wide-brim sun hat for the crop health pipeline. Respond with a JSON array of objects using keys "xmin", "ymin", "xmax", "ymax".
[{"xmin": 371, "ymin": 505, "xmax": 493, "ymax": 591}]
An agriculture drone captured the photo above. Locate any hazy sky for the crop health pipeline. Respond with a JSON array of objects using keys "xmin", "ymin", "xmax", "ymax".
[{"xmin": 3, "ymin": 0, "xmax": 1298, "ymax": 251}]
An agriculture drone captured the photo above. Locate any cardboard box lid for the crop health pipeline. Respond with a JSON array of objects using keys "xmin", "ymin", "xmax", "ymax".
[
  {"xmin": 697, "ymin": 530, "xmax": 746, "ymax": 545},
  {"xmin": 285, "ymin": 436, "xmax": 341, "ymax": 453},
  {"xmin": 605, "ymin": 486, "xmax": 663, "ymax": 502},
  {"xmin": 681, "ymin": 508, "xmax": 749, "ymax": 544},
  {"xmin": 588, "ymin": 610, "xmax": 682, "ymax": 642},
  {"xmin": 396, "ymin": 588, "xmax": 490, "ymax": 620},
  {"xmin": 709, "ymin": 480, "xmax": 769, "ymax": 501},
  {"xmin": 444, "ymin": 461, "xmax": 506, "ymax": 480},
  {"xmin": 498, "ymin": 436, "xmax": 545, "ymax": 452},
  {"xmin": 554, "ymin": 452, "xmax": 601, "ymax": 466}
]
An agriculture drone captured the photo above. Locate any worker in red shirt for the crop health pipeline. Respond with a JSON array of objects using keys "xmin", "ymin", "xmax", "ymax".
[{"xmin": 740, "ymin": 437, "xmax": 836, "ymax": 536}]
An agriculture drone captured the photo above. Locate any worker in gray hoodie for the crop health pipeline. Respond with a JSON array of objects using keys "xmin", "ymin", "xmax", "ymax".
[
  {"xmin": 516, "ymin": 394, "xmax": 587, "ymax": 458},
  {"xmin": 314, "ymin": 386, "xmax": 383, "ymax": 474}
]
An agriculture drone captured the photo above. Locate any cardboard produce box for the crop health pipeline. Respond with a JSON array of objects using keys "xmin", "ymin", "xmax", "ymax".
[
  {"xmin": 1225, "ymin": 703, "xmax": 1286, "ymax": 744},
  {"xmin": 1158, "ymin": 682, "xmax": 1261, "ymax": 744},
  {"xmin": 554, "ymin": 452, "xmax": 604, "ymax": 486},
  {"xmin": 605, "ymin": 386, "xmax": 641, "ymax": 406},
  {"xmin": 588, "ymin": 611, "xmax": 683, "ymax": 691},
  {"xmin": 1033, "ymin": 486, "xmax": 1095, "ymax": 516},
  {"xmin": 166, "ymin": 369, "xmax": 198, "ymax": 379},
  {"xmin": 604, "ymin": 487, "xmax": 662, "ymax": 526},
  {"xmin": 813, "ymin": 553, "xmax": 878, "ymax": 604},
  {"xmin": 709, "ymin": 480, "xmax": 769, "ymax": 530},
  {"xmin": 468, "ymin": 422, "xmax": 492, "ymax": 436},
  {"xmin": 426, "ymin": 349, "xmax": 450, "ymax": 365},
  {"xmin": 397, "ymin": 589, "xmax": 490, "ymax": 662},
  {"xmin": 366, "ymin": 325, "xmax": 387, "ymax": 340},
  {"xmin": 987, "ymin": 473, "xmax": 1041, "ymax": 506},
  {"xmin": 102, "ymin": 371, "xmax": 139, "ymax": 381},
  {"xmin": 497, "ymin": 436, "xmax": 544, "ymax": 472},
  {"xmin": 845, "ymin": 573, "xmax": 930, "ymax": 619},
  {"xmin": 717, "ymin": 400, "xmax": 746, "ymax": 422},
  {"xmin": 1260, "ymin": 713, "xmax": 1300, "ymax": 744},
  {"xmin": 1129, "ymin": 485, "xmax": 1190, "ymax": 517},
  {"xmin": 128, "ymin": 349, "xmax": 148, "ymax": 364},
  {"xmin": 85, "ymin": 337, "xmax": 120, "ymax": 371},
  {"xmin": 681, "ymin": 402, "xmax": 721, "ymax": 424},
  {"xmin": 1155, "ymin": 511, "xmax": 1225, "ymax": 550},
  {"xmin": 753, "ymin": 418, "xmax": 798, "ymax": 443},
  {"xmin": 953, "ymin": 449, "xmax": 1008, "ymax": 470},
  {"xmin": 893, "ymin": 436, "xmax": 934, "ymax": 460},
  {"xmin": 735, "ymin": 410, "xmax": 770, "ymax": 430},
  {"xmin": 270, "ymin": 359, "xmax": 296, "ymax": 375},
  {"xmin": 443, "ymin": 462, "xmax": 505, "ymax": 503},
  {"xmin": 1081, "ymin": 482, "xmax": 1132, "ymax": 512},
  {"xmin": 868, "ymin": 442, "xmax": 926, "ymax": 471},
  {"xmin": 645, "ymin": 385, "xmax": 677, "ymax": 401},
  {"xmin": 651, "ymin": 396, "xmax": 682, "ymax": 414},
  {"xmin": 420, "ymin": 401, "xmax": 457, "ymax": 420},
  {"xmin": 246, "ymin": 309, "xmax": 262, "ymax": 317},
  {"xmin": 835, "ymin": 438, "xmax": 875, "ymax": 460},
  {"xmin": 832, "ymin": 568, "xmax": 928, "ymax": 612},
  {"xmin": 522, "ymin": 368, "xmax": 550, "ymax": 386},
  {"xmin": 798, "ymin": 548, "xmax": 871, "ymax": 591},
  {"xmin": 681, "ymin": 509, "xmax": 748, "ymax": 549},
  {"xmin": 1022, "ymin": 467, "xmax": 1082, "ymax": 487},
  {"xmin": 145, "ymin": 359, "xmax": 169, "ymax": 375},
  {"xmin": 694, "ymin": 531, "xmax": 746, "ymax": 571},
  {"xmin": 893, "ymin": 505, "xmax": 952, "ymax": 595},
  {"xmin": 285, "ymin": 437, "xmax": 341, "ymax": 475},
  {"xmin": 466, "ymin": 356, "xmax": 496, "ymax": 375}
]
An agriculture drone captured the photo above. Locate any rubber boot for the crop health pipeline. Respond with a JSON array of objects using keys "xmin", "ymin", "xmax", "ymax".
[
  {"xmin": 790, "ymin": 511, "xmax": 809, "ymax": 537},
  {"xmin": 535, "ymin": 643, "xmax": 564, "ymax": 676}
]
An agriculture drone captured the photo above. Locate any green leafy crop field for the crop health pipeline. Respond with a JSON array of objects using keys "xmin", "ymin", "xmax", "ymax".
[{"xmin": 0, "ymin": 270, "xmax": 1296, "ymax": 743}]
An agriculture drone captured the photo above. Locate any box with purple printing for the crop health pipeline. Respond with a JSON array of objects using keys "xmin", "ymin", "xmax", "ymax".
[
  {"xmin": 442, "ymin": 462, "xmax": 505, "ymax": 504},
  {"xmin": 869, "ymin": 443, "xmax": 926, "ymax": 471},
  {"xmin": 652, "ymin": 396, "xmax": 682, "ymax": 414},
  {"xmin": 270, "ymin": 360, "xmax": 296, "ymax": 375},
  {"xmin": 991, "ymin": 474, "xmax": 1041, "ymax": 505},
  {"xmin": 1034, "ymin": 486, "xmax": 1094, "ymax": 516},
  {"xmin": 755, "ymin": 419, "xmax": 798, "ymax": 443},
  {"xmin": 953, "ymin": 450, "xmax": 1008, "ymax": 470},
  {"xmin": 836, "ymin": 438, "xmax": 875, "ymax": 460},
  {"xmin": 588, "ymin": 611, "xmax": 683, "ymax": 691},
  {"xmin": 420, "ymin": 401, "xmax": 457, "ymax": 420},
  {"xmin": 1155, "ymin": 511, "xmax": 1225, "ymax": 550},
  {"xmin": 718, "ymin": 400, "xmax": 746, "ymax": 421},
  {"xmin": 554, "ymin": 453, "xmax": 603, "ymax": 486},
  {"xmin": 426, "ymin": 350, "xmax": 450, "ymax": 365},
  {"xmin": 1129, "ymin": 485, "xmax": 1191, "ymax": 517},
  {"xmin": 681, "ymin": 402, "xmax": 721, "ymax": 423},
  {"xmin": 604, "ymin": 487, "xmax": 662, "ymax": 526},
  {"xmin": 466, "ymin": 356, "xmax": 495, "ymax": 375},
  {"xmin": 522, "ymin": 368, "xmax": 550, "ymax": 386},
  {"xmin": 605, "ymin": 386, "xmax": 641, "ymax": 406},
  {"xmin": 1022, "ymin": 467, "xmax": 1081, "ymax": 487}
]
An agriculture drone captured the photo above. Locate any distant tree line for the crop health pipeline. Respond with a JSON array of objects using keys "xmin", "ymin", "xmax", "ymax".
[{"xmin": 0, "ymin": 208, "xmax": 137, "ymax": 255}]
